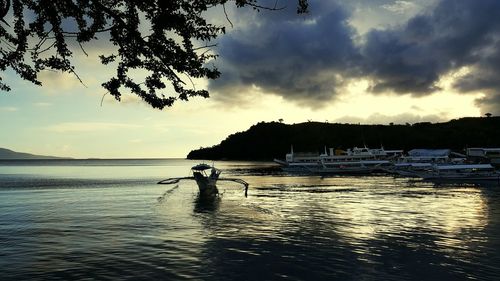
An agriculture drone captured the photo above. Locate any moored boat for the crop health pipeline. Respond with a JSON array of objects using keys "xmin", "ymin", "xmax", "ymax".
[
  {"xmin": 384, "ymin": 149, "xmax": 466, "ymax": 177},
  {"xmin": 467, "ymin": 147, "xmax": 500, "ymax": 167},
  {"xmin": 274, "ymin": 146, "xmax": 402, "ymax": 174},
  {"xmin": 414, "ymin": 163, "xmax": 500, "ymax": 182}
]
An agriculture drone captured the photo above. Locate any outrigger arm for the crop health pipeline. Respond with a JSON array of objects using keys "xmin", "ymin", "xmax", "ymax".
[{"xmin": 158, "ymin": 177, "xmax": 249, "ymax": 197}]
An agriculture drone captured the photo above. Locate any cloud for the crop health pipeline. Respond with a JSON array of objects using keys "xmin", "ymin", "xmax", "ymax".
[
  {"xmin": 362, "ymin": 0, "xmax": 500, "ymax": 97},
  {"xmin": 474, "ymin": 94, "xmax": 500, "ymax": 116},
  {"xmin": 33, "ymin": 102, "xmax": 53, "ymax": 107},
  {"xmin": 209, "ymin": 1, "xmax": 360, "ymax": 108},
  {"xmin": 208, "ymin": 0, "xmax": 500, "ymax": 113},
  {"xmin": 38, "ymin": 71, "xmax": 85, "ymax": 94},
  {"xmin": 333, "ymin": 112, "xmax": 448, "ymax": 125},
  {"xmin": 382, "ymin": 1, "xmax": 417, "ymax": 14},
  {"xmin": 46, "ymin": 122, "xmax": 142, "ymax": 133},
  {"xmin": 0, "ymin": 107, "xmax": 19, "ymax": 112}
]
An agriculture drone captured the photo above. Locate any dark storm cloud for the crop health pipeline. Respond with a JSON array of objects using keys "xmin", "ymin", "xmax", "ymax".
[
  {"xmin": 209, "ymin": 1, "xmax": 360, "ymax": 107},
  {"xmin": 454, "ymin": 38, "xmax": 500, "ymax": 114},
  {"xmin": 362, "ymin": 0, "xmax": 500, "ymax": 100},
  {"xmin": 475, "ymin": 94, "xmax": 500, "ymax": 115},
  {"xmin": 361, "ymin": 27, "xmax": 443, "ymax": 94},
  {"xmin": 209, "ymin": 0, "xmax": 500, "ymax": 113}
]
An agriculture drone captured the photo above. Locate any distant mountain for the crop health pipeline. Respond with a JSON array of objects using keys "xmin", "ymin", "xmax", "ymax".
[
  {"xmin": 0, "ymin": 148, "xmax": 71, "ymax": 160},
  {"xmin": 187, "ymin": 117, "xmax": 500, "ymax": 161}
]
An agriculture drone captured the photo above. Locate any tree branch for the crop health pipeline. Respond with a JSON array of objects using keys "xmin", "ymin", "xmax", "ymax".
[{"xmin": 222, "ymin": 3, "xmax": 233, "ymax": 29}]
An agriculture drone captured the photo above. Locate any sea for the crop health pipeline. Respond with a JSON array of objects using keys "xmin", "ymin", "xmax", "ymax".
[{"xmin": 1, "ymin": 159, "xmax": 500, "ymax": 281}]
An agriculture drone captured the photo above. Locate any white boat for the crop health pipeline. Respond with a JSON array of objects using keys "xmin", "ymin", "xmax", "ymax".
[
  {"xmin": 191, "ymin": 164, "xmax": 221, "ymax": 196},
  {"xmin": 274, "ymin": 146, "xmax": 402, "ymax": 174},
  {"xmin": 414, "ymin": 163, "xmax": 500, "ymax": 182},
  {"xmin": 313, "ymin": 159, "xmax": 393, "ymax": 174},
  {"xmin": 467, "ymin": 147, "xmax": 500, "ymax": 166},
  {"xmin": 158, "ymin": 164, "xmax": 249, "ymax": 197},
  {"xmin": 388, "ymin": 162, "xmax": 434, "ymax": 177},
  {"xmin": 385, "ymin": 149, "xmax": 466, "ymax": 177}
]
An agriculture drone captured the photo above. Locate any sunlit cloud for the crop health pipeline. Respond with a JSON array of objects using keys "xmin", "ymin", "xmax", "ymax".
[
  {"xmin": 33, "ymin": 102, "xmax": 53, "ymax": 107},
  {"xmin": 333, "ymin": 112, "xmax": 447, "ymax": 125},
  {"xmin": 0, "ymin": 106, "xmax": 18, "ymax": 112},
  {"xmin": 38, "ymin": 70, "xmax": 85, "ymax": 94},
  {"xmin": 46, "ymin": 122, "xmax": 143, "ymax": 133},
  {"xmin": 381, "ymin": 1, "xmax": 417, "ymax": 14}
]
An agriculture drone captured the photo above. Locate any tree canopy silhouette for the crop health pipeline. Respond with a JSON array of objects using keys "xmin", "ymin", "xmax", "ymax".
[
  {"xmin": 0, "ymin": 0, "xmax": 308, "ymax": 109},
  {"xmin": 187, "ymin": 117, "xmax": 500, "ymax": 160}
]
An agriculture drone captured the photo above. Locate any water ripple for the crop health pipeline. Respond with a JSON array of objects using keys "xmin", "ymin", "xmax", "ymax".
[{"xmin": 1, "ymin": 160, "xmax": 500, "ymax": 280}]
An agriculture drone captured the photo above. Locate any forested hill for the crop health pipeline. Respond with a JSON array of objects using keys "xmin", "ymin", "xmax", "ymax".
[
  {"xmin": 0, "ymin": 148, "xmax": 70, "ymax": 160},
  {"xmin": 187, "ymin": 117, "xmax": 500, "ymax": 161}
]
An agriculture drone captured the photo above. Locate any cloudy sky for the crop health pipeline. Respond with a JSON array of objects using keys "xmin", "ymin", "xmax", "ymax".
[{"xmin": 1, "ymin": 0, "xmax": 499, "ymax": 158}]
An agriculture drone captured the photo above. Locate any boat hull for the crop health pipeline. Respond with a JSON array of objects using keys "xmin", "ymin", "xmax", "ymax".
[
  {"xmin": 421, "ymin": 174, "xmax": 500, "ymax": 181},
  {"xmin": 193, "ymin": 171, "xmax": 219, "ymax": 196}
]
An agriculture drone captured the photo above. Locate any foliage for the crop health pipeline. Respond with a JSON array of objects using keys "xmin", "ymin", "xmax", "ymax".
[
  {"xmin": 0, "ymin": 0, "xmax": 308, "ymax": 109},
  {"xmin": 187, "ymin": 117, "xmax": 500, "ymax": 160}
]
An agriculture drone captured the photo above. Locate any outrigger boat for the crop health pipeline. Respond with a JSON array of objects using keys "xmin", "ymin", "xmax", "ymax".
[
  {"xmin": 383, "ymin": 149, "xmax": 466, "ymax": 177},
  {"xmin": 413, "ymin": 163, "xmax": 500, "ymax": 183},
  {"xmin": 158, "ymin": 164, "xmax": 249, "ymax": 197},
  {"xmin": 191, "ymin": 163, "xmax": 221, "ymax": 196},
  {"xmin": 467, "ymin": 147, "xmax": 500, "ymax": 167}
]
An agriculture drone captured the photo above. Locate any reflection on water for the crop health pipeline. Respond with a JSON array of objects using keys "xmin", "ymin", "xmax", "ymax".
[
  {"xmin": 193, "ymin": 194, "xmax": 221, "ymax": 213},
  {"xmin": 1, "ymin": 159, "xmax": 500, "ymax": 280}
]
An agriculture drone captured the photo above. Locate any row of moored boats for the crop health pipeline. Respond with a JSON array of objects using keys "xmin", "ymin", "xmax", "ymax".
[{"xmin": 273, "ymin": 146, "xmax": 500, "ymax": 182}]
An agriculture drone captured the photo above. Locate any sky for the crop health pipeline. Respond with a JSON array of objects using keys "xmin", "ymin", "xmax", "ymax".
[{"xmin": 1, "ymin": 0, "xmax": 499, "ymax": 158}]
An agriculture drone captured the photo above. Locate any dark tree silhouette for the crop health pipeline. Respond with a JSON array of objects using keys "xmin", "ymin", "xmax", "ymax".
[
  {"xmin": 0, "ymin": 0, "xmax": 308, "ymax": 109},
  {"xmin": 187, "ymin": 117, "xmax": 500, "ymax": 160}
]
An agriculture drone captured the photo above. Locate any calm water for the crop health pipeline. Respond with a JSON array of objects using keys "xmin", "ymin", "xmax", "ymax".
[{"xmin": 1, "ymin": 159, "xmax": 500, "ymax": 280}]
